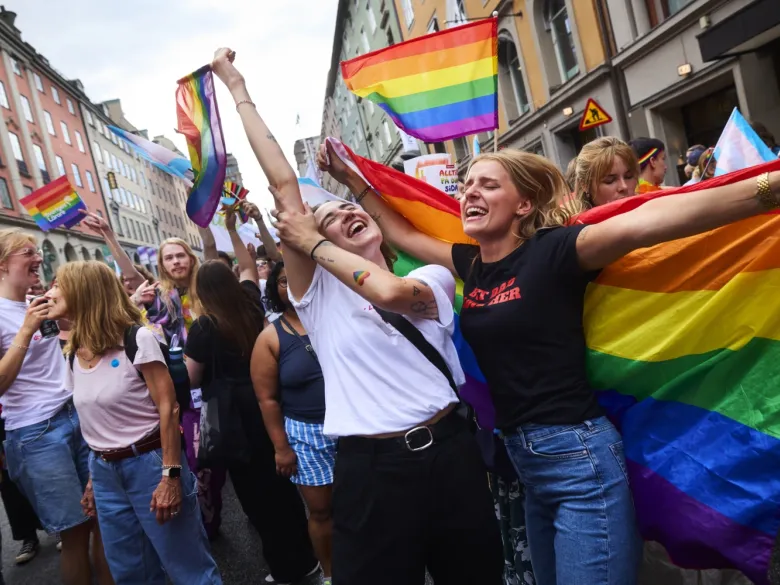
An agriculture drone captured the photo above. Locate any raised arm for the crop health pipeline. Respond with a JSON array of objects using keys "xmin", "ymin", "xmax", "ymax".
[
  {"xmin": 198, "ymin": 226, "xmax": 218, "ymax": 261},
  {"xmin": 577, "ymin": 171, "xmax": 780, "ymax": 271},
  {"xmin": 244, "ymin": 202, "xmax": 282, "ymax": 262},
  {"xmin": 210, "ymin": 48, "xmax": 314, "ymax": 300},
  {"xmin": 317, "ymin": 141, "xmax": 455, "ymax": 273},
  {"xmin": 82, "ymin": 212, "xmax": 144, "ymax": 289},
  {"xmin": 226, "ymin": 204, "xmax": 258, "ymax": 284}
]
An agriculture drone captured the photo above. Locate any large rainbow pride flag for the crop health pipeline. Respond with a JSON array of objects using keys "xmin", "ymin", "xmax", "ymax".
[
  {"xmin": 176, "ymin": 65, "xmax": 227, "ymax": 228},
  {"xmin": 329, "ymin": 137, "xmax": 780, "ymax": 584},
  {"xmin": 19, "ymin": 176, "xmax": 86, "ymax": 231},
  {"xmin": 341, "ymin": 18, "xmax": 498, "ymax": 142}
]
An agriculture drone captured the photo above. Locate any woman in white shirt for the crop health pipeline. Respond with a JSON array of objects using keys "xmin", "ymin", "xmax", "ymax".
[
  {"xmin": 0, "ymin": 229, "xmax": 111, "ymax": 585},
  {"xmin": 45, "ymin": 260, "xmax": 221, "ymax": 585},
  {"xmin": 212, "ymin": 49, "xmax": 503, "ymax": 585}
]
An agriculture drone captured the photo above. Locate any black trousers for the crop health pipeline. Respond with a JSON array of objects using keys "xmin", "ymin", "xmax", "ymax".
[
  {"xmin": 0, "ymin": 420, "xmax": 41, "ymax": 541},
  {"xmin": 332, "ymin": 424, "xmax": 504, "ymax": 585},
  {"xmin": 226, "ymin": 382, "xmax": 317, "ymax": 583}
]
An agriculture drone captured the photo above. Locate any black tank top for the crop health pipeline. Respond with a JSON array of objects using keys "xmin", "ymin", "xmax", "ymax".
[{"xmin": 272, "ymin": 319, "xmax": 326, "ymax": 424}]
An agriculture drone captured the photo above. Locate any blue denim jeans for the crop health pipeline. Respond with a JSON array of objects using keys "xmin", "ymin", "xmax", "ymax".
[
  {"xmin": 89, "ymin": 448, "xmax": 222, "ymax": 585},
  {"xmin": 503, "ymin": 417, "xmax": 641, "ymax": 585},
  {"xmin": 4, "ymin": 401, "xmax": 91, "ymax": 533}
]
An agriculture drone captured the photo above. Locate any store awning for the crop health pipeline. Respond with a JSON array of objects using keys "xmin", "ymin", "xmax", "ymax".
[{"xmin": 698, "ymin": 0, "xmax": 780, "ymax": 61}]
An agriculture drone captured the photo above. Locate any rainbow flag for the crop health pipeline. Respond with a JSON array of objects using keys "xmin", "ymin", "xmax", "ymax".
[
  {"xmin": 176, "ymin": 65, "xmax": 227, "ymax": 228},
  {"xmin": 341, "ymin": 18, "xmax": 498, "ymax": 142},
  {"xmin": 19, "ymin": 176, "xmax": 86, "ymax": 231},
  {"xmin": 220, "ymin": 180, "xmax": 249, "ymax": 223},
  {"xmin": 328, "ymin": 136, "xmax": 780, "ymax": 583}
]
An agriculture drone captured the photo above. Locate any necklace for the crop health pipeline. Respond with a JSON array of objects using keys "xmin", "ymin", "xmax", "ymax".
[{"xmin": 77, "ymin": 349, "xmax": 100, "ymax": 369}]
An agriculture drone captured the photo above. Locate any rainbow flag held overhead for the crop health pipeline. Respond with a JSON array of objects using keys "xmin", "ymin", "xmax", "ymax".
[
  {"xmin": 341, "ymin": 18, "xmax": 498, "ymax": 143},
  {"xmin": 108, "ymin": 126, "xmax": 194, "ymax": 185},
  {"xmin": 326, "ymin": 136, "xmax": 780, "ymax": 584},
  {"xmin": 19, "ymin": 176, "xmax": 86, "ymax": 232},
  {"xmin": 176, "ymin": 65, "xmax": 227, "ymax": 228},
  {"xmin": 220, "ymin": 181, "xmax": 249, "ymax": 223}
]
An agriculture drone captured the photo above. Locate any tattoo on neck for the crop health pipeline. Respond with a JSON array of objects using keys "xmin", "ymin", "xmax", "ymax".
[{"xmin": 353, "ymin": 270, "xmax": 370, "ymax": 286}]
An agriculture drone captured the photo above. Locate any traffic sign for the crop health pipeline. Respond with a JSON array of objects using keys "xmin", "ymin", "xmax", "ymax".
[{"xmin": 579, "ymin": 98, "xmax": 613, "ymax": 131}]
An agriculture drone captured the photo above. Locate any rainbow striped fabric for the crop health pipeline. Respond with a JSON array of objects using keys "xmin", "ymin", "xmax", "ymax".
[
  {"xmin": 19, "ymin": 176, "xmax": 86, "ymax": 231},
  {"xmin": 341, "ymin": 18, "xmax": 498, "ymax": 142},
  {"xmin": 329, "ymin": 137, "xmax": 780, "ymax": 583},
  {"xmin": 176, "ymin": 65, "xmax": 227, "ymax": 228}
]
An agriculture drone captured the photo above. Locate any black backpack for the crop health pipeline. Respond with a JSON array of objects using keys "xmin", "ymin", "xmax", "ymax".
[{"xmin": 68, "ymin": 324, "xmax": 170, "ymax": 375}]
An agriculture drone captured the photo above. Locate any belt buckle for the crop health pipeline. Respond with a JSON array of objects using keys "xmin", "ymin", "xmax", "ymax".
[{"xmin": 404, "ymin": 426, "xmax": 434, "ymax": 452}]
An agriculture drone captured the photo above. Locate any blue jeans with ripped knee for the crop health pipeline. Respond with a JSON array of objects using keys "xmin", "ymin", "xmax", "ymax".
[{"xmin": 503, "ymin": 416, "xmax": 641, "ymax": 585}]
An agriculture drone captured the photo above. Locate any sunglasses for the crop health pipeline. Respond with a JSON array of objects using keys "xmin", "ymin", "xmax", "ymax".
[{"xmin": 278, "ymin": 277, "xmax": 288, "ymax": 288}]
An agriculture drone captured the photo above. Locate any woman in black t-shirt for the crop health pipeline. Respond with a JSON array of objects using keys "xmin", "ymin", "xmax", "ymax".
[
  {"xmin": 316, "ymin": 140, "xmax": 780, "ymax": 585},
  {"xmin": 184, "ymin": 259, "xmax": 318, "ymax": 584}
]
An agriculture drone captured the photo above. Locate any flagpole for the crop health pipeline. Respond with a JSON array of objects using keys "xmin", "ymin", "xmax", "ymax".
[{"xmin": 493, "ymin": 11, "xmax": 499, "ymax": 153}]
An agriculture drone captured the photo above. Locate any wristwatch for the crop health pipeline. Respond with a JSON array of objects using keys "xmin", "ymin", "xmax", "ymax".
[{"xmin": 162, "ymin": 466, "xmax": 181, "ymax": 479}]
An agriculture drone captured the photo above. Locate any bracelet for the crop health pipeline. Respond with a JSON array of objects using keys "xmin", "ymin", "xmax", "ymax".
[
  {"xmin": 756, "ymin": 172, "xmax": 778, "ymax": 209},
  {"xmin": 10, "ymin": 342, "xmax": 28, "ymax": 351},
  {"xmin": 310, "ymin": 238, "xmax": 331, "ymax": 260},
  {"xmin": 162, "ymin": 464, "xmax": 182, "ymax": 470},
  {"xmin": 355, "ymin": 186, "xmax": 372, "ymax": 205},
  {"xmin": 235, "ymin": 99, "xmax": 256, "ymax": 111}
]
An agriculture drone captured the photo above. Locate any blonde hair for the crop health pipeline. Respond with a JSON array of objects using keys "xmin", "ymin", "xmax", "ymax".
[
  {"xmin": 575, "ymin": 137, "xmax": 639, "ymax": 209},
  {"xmin": 158, "ymin": 238, "xmax": 200, "ymax": 312},
  {"xmin": 0, "ymin": 229, "xmax": 36, "ymax": 266},
  {"xmin": 58, "ymin": 261, "xmax": 142, "ymax": 356},
  {"xmin": 468, "ymin": 150, "xmax": 581, "ymax": 241}
]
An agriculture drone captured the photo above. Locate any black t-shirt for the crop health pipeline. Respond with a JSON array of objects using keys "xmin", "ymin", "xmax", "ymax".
[
  {"xmin": 185, "ymin": 280, "xmax": 264, "ymax": 385},
  {"xmin": 452, "ymin": 225, "xmax": 602, "ymax": 431}
]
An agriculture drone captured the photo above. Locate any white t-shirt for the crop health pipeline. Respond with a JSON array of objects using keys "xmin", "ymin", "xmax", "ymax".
[
  {"xmin": 67, "ymin": 327, "xmax": 163, "ymax": 451},
  {"xmin": 0, "ymin": 297, "xmax": 73, "ymax": 431},
  {"xmin": 289, "ymin": 264, "xmax": 463, "ymax": 437}
]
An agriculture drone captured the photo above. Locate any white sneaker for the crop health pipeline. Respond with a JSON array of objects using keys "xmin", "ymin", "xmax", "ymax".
[{"xmin": 264, "ymin": 562, "xmax": 321, "ymax": 584}]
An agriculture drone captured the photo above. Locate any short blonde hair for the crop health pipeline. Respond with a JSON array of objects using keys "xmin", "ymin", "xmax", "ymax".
[
  {"xmin": 575, "ymin": 137, "xmax": 639, "ymax": 208},
  {"xmin": 0, "ymin": 229, "xmax": 36, "ymax": 266},
  {"xmin": 58, "ymin": 261, "xmax": 142, "ymax": 356},
  {"xmin": 158, "ymin": 238, "xmax": 200, "ymax": 312},
  {"xmin": 468, "ymin": 150, "xmax": 581, "ymax": 240}
]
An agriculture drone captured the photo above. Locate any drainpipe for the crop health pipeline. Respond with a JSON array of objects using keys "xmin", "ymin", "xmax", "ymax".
[{"xmin": 594, "ymin": 0, "xmax": 631, "ymax": 140}]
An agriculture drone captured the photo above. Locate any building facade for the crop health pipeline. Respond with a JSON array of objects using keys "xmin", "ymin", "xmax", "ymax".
[
  {"xmin": 0, "ymin": 8, "xmax": 111, "ymax": 283},
  {"xmin": 606, "ymin": 0, "xmax": 780, "ymax": 185},
  {"xmin": 293, "ymin": 135, "xmax": 322, "ymax": 180},
  {"xmin": 225, "ymin": 153, "xmax": 243, "ymax": 185}
]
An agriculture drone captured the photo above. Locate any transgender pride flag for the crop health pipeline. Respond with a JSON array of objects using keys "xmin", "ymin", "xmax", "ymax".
[{"xmin": 711, "ymin": 108, "xmax": 777, "ymax": 176}]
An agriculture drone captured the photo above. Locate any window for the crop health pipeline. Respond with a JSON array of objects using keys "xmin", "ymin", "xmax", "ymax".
[
  {"xmin": 130, "ymin": 167, "xmax": 137, "ymax": 183},
  {"xmin": 367, "ymin": 1, "xmax": 377, "ymax": 33},
  {"xmin": 0, "ymin": 178, "xmax": 12, "ymax": 209},
  {"xmin": 85, "ymin": 110, "xmax": 94, "ymax": 126},
  {"xmin": 8, "ymin": 132, "xmax": 24, "ymax": 162},
  {"xmin": 449, "ymin": 0, "xmax": 468, "ymax": 26},
  {"xmin": 33, "ymin": 144, "xmax": 48, "ymax": 182},
  {"xmin": 85, "ymin": 170, "xmax": 96, "ymax": 192},
  {"xmin": 400, "ymin": 0, "xmax": 414, "ymax": 28},
  {"xmin": 51, "ymin": 86, "xmax": 60, "ymax": 104},
  {"xmin": 34, "ymin": 73, "xmax": 44, "ymax": 93},
  {"xmin": 544, "ymin": 0, "xmax": 579, "ymax": 82},
  {"xmin": 10, "ymin": 57, "xmax": 21, "ymax": 76},
  {"xmin": 138, "ymin": 197, "xmax": 145, "ymax": 213},
  {"xmin": 646, "ymin": 0, "xmax": 695, "ymax": 26},
  {"xmin": 42, "ymin": 112, "xmax": 55, "ymax": 136},
  {"xmin": 0, "ymin": 81, "xmax": 8, "ymax": 109},
  {"xmin": 122, "ymin": 217, "xmax": 129, "ymax": 237},
  {"xmin": 120, "ymin": 161, "xmax": 126, "ymax": 177},
  {"xmin": 23, "ymin": 186, "xmax": 33, "ymax": 197},
  {"xmin": 20, "ymin": 95, "xmax": 34, "ymax": 123},
  {"xmin": 55, "ymin": 155, "xmax": 66, "ymax": 177},
  {"xmin": 66, "ymin": 98, "xmax": 75, "ymax": 115},
  {"xmin": 111, "ymin": 154, "xmax": 118, "ymax": 171},
  {"xmin": 382, "ymin": 119, "xmax": 392, "ymax": 145},
  {"xmin": 93, "ymin": 142, "xmax": 103, "ymax": 163},
  {"xmin": 102, "ymin": 178, "xmax": 112, "ymax": 200},
  {"xmin": 75, "ymin": 130, "xmax": 85, "ymax": 153},
  {"xmin": 60, "ymin": 121, "xmax": 71, "ymax": 145},
  {"xmin": 71, "ymin": 163, "xmax": 83, "ymax": 187},
  {"xmin": 110, "ymin": 132, "xmax": 118, "ymax": 146},
  {"xmin": 427, "ymin": 16, "xmax": 440, "ymax": 33},
  {"xmin": 498, "ymin": 35, "xmax": 530, "ymax": 119},
  {"xmin": 105, "ymin": 149, "xmax": 112, "ymax": 169}
]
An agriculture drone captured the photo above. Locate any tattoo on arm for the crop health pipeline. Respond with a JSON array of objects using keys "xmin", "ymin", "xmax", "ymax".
[
  {"xmin": 410, "ymin": 300, "xmax": 438, "ymax": 319},
  {"xmin": 312, "ymin": 241, "xmax": 336, "ymax": 264},
  {"xmin": 353, "ymin": 271, "xmax": 370, "ymax": 286},
  {"xmin": 412, "ymin": 286, "xmax": 420, "ymax": 296},
  {"xmin": 266, "ymin": 133, "xmax": 277, "ymax": 143}
]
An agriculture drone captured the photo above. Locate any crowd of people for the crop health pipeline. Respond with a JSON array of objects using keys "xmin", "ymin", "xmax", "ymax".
[{"xmin": 0, "ymin": 46, "xmax": 777, "ymax": 585}]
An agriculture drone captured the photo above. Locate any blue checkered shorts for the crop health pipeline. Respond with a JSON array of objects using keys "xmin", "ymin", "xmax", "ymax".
[{"xmin": 284, "ymin": 417, "xmax": 337, "ymax": 486}]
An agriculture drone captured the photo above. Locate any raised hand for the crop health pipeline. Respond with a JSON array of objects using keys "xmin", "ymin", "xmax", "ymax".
[
  {"xmin": 211, "ymin": 48, "xmax": 245, "ymax": 91},
  {"xmin": 81, "ymin": 211, "xmax": 111, "ymax": 234},
  {"xmin": 317, "ymin": 141, "xmax": 356, "ymax": 186}
]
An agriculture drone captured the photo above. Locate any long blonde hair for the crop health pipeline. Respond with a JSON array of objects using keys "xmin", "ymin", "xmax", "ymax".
[
  {"xmin": 575, "ymin": 137, "xmax": 639, "ymax": 208},
  {"xmin": 0, "ymin": 229, "xmax": 36, "ymax": 266},
  {"xmin": 158, "ymin": 238, "xmax": 200, "ymax": 312},
  {"xmin": 58, "ymin": 261, "xmax": 142, "ymax": 356},
  {"xmin": 468, "ymin": 150, "xmax": 582, "ymax": 241}
]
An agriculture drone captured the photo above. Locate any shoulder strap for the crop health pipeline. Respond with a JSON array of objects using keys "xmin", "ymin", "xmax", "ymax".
[
  {"xmin": 68, "ymin": 350, "xmax": 75, "ymax": 371},
  {"xmin": 124, "ymin": 325, "xmax": 145, "ymax": 380},
  {"xmin": 371, "ymin": 305, "xmax": 458, "ymax": 395},
  {"xmin": 279, "ymin": 315, "xmax": 319, "ymax": 364}
]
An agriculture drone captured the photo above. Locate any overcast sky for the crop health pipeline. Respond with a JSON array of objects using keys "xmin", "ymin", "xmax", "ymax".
[{"xmin": 14, "ymin": 0, "xmax": 337, "ymax": 209}]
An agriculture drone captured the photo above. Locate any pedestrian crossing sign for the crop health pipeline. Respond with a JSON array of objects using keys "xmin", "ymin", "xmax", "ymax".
[{"xmin": 579, "ymin": 99, "xmax": 613, "ymax": 131}]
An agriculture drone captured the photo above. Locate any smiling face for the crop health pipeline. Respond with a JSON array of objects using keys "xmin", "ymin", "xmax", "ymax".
[
  {"xmin": 461, "ymin": 160, "xmax": 531, "ymax": 241},
  {"xmin": 592, "ymin": 155, "xmax": 638, "ymax": 207},
  {"xmin": 161, "ymin": 243, "xmax": 192, "ymax": 284},
  {"xmin": 44, "ymin": 281, "xmax": 67, "ymax": 320},
  {"xmin": 0, "ymin": 239, "xmax": 43, "ymax": 293},
  {"xmin": 313, "ymin": 201, "xmax": 383, "ymax": 257}
]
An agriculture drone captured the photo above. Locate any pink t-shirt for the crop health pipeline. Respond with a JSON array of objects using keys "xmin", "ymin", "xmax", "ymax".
[{"xmin": 67, "ymin": 327, "xmax": 164, "ymax": 451}]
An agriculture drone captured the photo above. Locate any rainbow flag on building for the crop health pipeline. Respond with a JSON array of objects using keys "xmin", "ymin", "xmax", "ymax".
[
  {"xmin": 176, "ymin": 65, "xmax": 227, "ymax": 228},
  {"xmin": 19, "ymin": 176, "xmax": 86, "ymax": 231},
  {"xmin": 341, "ymin": 18, "xmax": 498, "ymax": 142},
  {"xmin": 327, "ymin": 136, "xmax": 780, "ymax": 584}
]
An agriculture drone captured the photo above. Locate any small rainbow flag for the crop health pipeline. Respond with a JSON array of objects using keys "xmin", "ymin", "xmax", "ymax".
[
  {"xmin": 176, "ymin": 65, "xmax": 227, "ymax": 228},
  {"xmin": 327, "ymin": 136, "xmax": 780, "ymax": 584},
  {"xmin": 220, "ymin": 180, "xmax": 249, "ymax": 223},
  {"xmin": 19, "ymin": 176, "xmax": 86, "ymax": 232},
  {"xmin": 341, "ymin": 18, "xmax": 498, "ymax": 142}
]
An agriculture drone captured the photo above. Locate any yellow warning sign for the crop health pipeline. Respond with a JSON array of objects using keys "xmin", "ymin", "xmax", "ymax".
[{"xmin": 579, "ymin": 98, "xmax": 613, "ymax": 131}]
